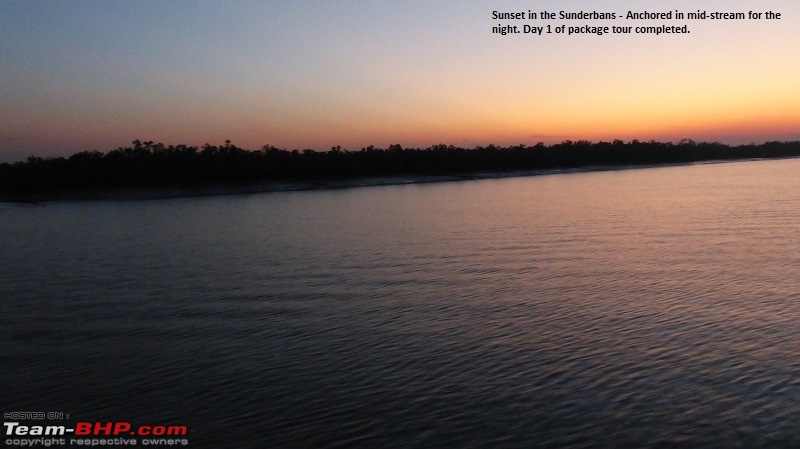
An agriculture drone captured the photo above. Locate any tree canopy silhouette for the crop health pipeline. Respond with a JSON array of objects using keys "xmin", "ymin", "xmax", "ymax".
[{"xmin": 1, "ymin": 139, "xmax": 799, "ymax": 195}]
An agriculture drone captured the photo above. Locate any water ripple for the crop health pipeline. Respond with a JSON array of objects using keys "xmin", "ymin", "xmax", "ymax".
[{"xmin": 3, "ymin": 159, "xmax": 800, "ymax": 448}]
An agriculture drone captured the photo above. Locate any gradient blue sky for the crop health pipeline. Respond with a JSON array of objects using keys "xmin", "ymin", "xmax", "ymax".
[{"xmin": 1, "ymin": 0, "xmax": 798, "ymax": 161}]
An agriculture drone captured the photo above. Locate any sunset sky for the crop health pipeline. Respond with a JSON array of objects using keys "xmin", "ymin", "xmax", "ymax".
[{"xmin": 1, "ymin": 0, "xmax": 798, "ymax": 161}]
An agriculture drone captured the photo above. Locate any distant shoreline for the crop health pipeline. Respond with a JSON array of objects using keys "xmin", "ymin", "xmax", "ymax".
[{"xmin": 2, "ymin": 156, "xmax": 794, "ymax": 203}]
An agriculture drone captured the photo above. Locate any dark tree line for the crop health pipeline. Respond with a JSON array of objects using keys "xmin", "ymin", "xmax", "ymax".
[{"xmin": 2, "ymin": 139, "xmax": 799, "ymax": 193}]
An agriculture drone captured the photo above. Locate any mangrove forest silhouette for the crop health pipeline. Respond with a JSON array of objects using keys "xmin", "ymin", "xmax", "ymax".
[{"xmin": 2, "ymin": 139, "xmax": 800, "ymax": 194}]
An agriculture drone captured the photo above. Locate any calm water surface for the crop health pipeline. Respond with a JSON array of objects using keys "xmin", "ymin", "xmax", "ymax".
[{"xmin": 2, "ymin": 159, "xmax": 800, "ymax": 448}]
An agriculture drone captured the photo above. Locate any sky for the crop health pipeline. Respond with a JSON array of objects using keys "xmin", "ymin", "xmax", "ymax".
[{"xmin": 1, "ymin": 0, "xmax": 798, "ymax": 161}]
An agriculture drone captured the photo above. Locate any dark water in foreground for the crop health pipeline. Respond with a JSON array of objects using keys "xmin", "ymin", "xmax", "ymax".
[{"xmin": 2, "ymin": 159, "xmax": 800, "ymax": 448}]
